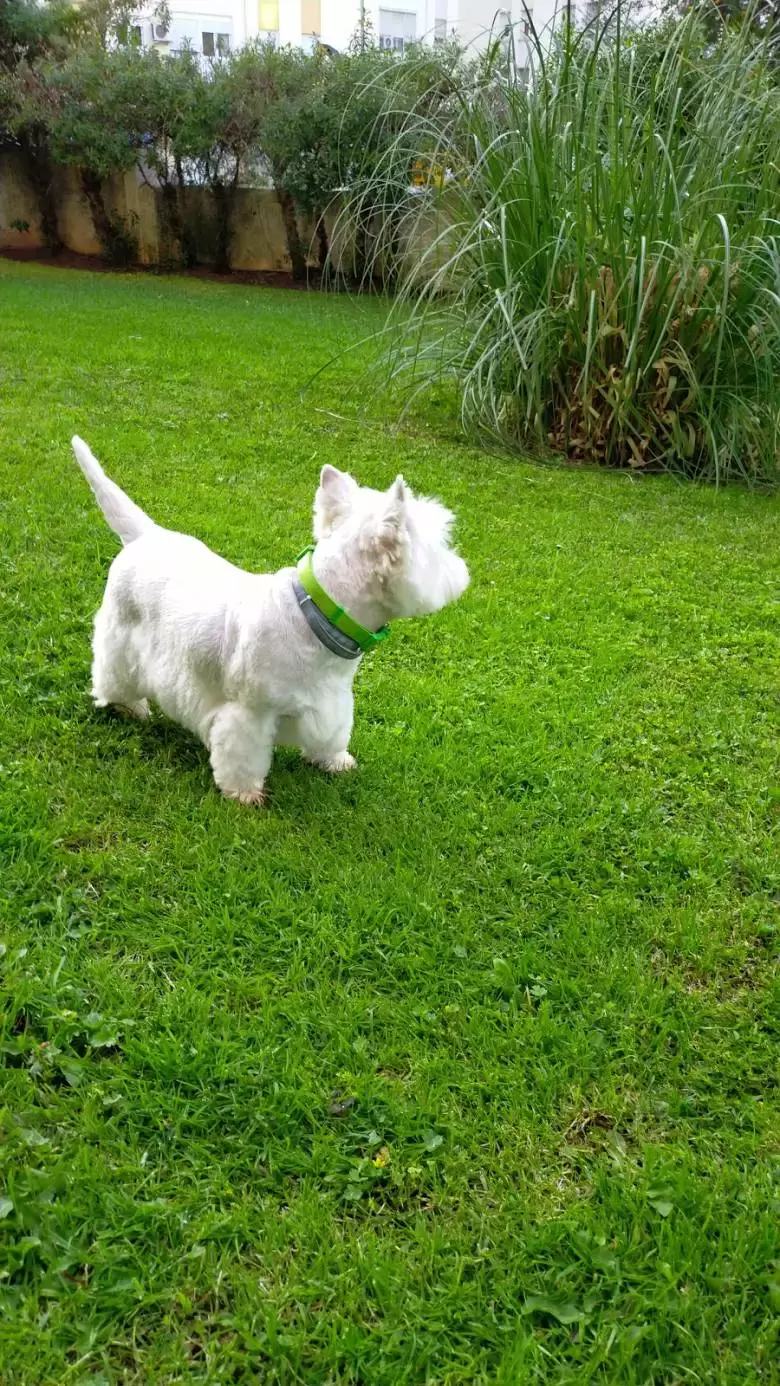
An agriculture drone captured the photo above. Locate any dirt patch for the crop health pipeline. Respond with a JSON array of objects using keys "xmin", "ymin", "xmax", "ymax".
[
  {"xmin": 0, "ymin": 245, "xmax": 325, "ymax": 292},
  {"xmin": 565, "ymin": 1109, "xmax": 616, "ymax": 1144}
]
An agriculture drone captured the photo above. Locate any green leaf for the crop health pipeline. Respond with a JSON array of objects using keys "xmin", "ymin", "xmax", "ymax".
[
  {"xmin": 15, "ymin": 1236, "xmax": 42, "ymax": 1257},
  {"xmin": 523, "ymin": 1293, "xmax": 584, "ymax": 1324},
  {"xmin": 0, "ymin": 1198, "xmax": 13, "ymax": 1220},
  {"xmin": 18, "ymin": 1127, "xmax": 49, "ymax": 1147},
  {"xmin": 648, "ymin": 1185, "xmax": 675, "ymax": 1217},
  {"xmin": 423, "ymin": 1130, "xmax": 444, "ymax": 1151},
  {"xmin": 58, "ymin": 1057, "xmax": 84, "ymax": 1088}
]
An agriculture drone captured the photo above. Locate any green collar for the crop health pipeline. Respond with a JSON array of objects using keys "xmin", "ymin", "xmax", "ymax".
[{"xmin": 295, "ymin": 546, "xmax": 390, "ymax": 653}]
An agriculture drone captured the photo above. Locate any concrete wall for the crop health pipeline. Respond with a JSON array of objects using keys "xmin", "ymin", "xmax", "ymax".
[
  {"xmin": 0, "ymin": 148, "xmax": 319, "ymax": 273},
  {"xmin": 0, "ymin": 147, "xmax": 450, "ymax": 284}
]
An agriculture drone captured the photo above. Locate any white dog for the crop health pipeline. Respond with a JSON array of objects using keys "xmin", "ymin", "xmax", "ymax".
[{"xmin": 71, "ymin": 437, "xmax": 469, "ymax": 805}]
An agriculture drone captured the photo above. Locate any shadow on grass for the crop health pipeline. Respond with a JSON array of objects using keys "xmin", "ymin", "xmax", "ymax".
[
  {"xmin": 94, "ymin": 705, "xmax": 360, "ymax": 814},
  {"xmin": 135, "ymin": 714, "xmax": 205, "ymax": 772}
]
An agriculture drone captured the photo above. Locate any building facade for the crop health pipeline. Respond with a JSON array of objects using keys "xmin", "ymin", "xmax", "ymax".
[{"xmin": 127, "ymin": 0, "xmax": 564, "ymax": 62}]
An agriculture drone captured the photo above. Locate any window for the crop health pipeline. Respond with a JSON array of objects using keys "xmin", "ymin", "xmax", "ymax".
[
  {"xmin": 301, "ymin": 0, "xmax": 321, "ymax": 35},
  {"xmin": 202, "ymin": 30, "xmax": 215, "ymax": 55},
  {"xmin": 130, "ymin": 23, "xmax": 143, "ymax": 45},
  {"xmin": 259, "ymin": 0, "xmax": 279, "ymax": 30},
  {"xmin": 217, "ymin": 32, "xmax": 231, "ymax": 53},
  {"xmin": 434, "ymin": 17, "xmax": 447, "ymax": 42},
  {"xmin": 378, "ymin": 8, "xmax": 416, "ymax": 53}
]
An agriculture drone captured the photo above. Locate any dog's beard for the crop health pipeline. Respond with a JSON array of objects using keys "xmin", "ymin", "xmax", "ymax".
[{"xmin": 386, "ymin": 548, "xmax": 470, "ymax": 619}]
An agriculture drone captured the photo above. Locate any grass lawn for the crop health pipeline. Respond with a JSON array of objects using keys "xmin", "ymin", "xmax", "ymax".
[{"xmin": 0, "ymin": 259, "xmax": 778, "ymax": 1385}]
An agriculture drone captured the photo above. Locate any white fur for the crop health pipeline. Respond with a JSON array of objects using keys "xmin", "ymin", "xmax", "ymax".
[{"xmin": 71, "ymin": 439, "xmax": 469, "ymax": 805}]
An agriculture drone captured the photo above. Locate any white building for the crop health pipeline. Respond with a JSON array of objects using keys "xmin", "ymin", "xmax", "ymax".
[
  {"xmin": 450, "ymin": 0, "xmax": 561, "ymax": 56},
  {"xmin": 128, "ymin": 0, "xmax": 564, "ymax": 62}
]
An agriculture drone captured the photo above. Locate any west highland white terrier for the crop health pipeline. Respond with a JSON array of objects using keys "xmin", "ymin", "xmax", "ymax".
[{"xmin": 71, "ymin": 437, "xmax": 469, "ymax": 805}]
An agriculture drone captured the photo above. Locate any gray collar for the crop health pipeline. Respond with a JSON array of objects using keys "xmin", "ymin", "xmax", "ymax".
[{"xmin": 292, "ymin": 578, "xmax": 363, "ymax": 660}]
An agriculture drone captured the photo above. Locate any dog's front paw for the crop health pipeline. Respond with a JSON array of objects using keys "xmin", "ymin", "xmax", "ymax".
[
  {"xmin": 222, "ymin": 786, "xmax": 268, "ymax": 807},
  {"xmin": 312, "ymin": 751, "xmax": 357, "ymax": 775}
]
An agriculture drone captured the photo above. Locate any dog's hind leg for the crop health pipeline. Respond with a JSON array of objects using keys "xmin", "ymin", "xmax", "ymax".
[
  {"xmin": 91, "ymin": 605, "xmax": 149, "ymax": 720},
  {"xmin": 209, "ymin": 703, "xmax": 276, "ymax": 806}
]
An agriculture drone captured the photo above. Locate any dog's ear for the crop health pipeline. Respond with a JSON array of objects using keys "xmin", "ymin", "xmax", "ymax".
[
  {"xmin": 314, "ymin": 464, "xmax": 358, "ymax": 539},
  {"xmin": 389, "ymin": 475, "xmax": 407, "ymax": 507},
  {"xmin": 367, "ymin": 474, "xmax": 408, "ymax": 563}
]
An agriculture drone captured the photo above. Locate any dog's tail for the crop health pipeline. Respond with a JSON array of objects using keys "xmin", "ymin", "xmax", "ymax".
[{"xmin": 71, "ymin": 436, "xmax": 155, "ymax": 546}]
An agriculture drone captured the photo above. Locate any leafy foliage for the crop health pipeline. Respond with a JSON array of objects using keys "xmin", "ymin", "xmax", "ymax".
[
  {"xmin": 0, "ymin": 0, "xmax": 82, "ymax": 253},
  {"xmin": 325, "ymin": 43, "xmax": 468, "ymax": 285},
  {"xmin": 34, "ymin": 47, "xmax": 142, "ymax": 263},
  {"xmin": 676, "ymin": 0, "xmax": 780, "ymax": 41},
  {"xmin": 0, "ymin": 0, "xmax": 78, "ymax": 75},
  {"xmin": 1, "ymin": 8, "xmax": 467, "ymax": 277},
  {"xmin": 239, "ymin": 42, "xmax": 325, "ymax": 277},
  {"xmin": 42, "ymin": 48, "xmax": 141, "ymax": 183}
]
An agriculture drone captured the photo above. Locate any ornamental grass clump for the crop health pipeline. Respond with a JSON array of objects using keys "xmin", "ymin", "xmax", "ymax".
[{"xmin": 354, "ymin": 9, "xmax": 780, "ymax": 483}]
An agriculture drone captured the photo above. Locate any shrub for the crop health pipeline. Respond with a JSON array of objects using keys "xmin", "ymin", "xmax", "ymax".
[
  {"xmin": 39, "ymin": 46, "xmax": 143, "ymax": 262},
  {"xmin": 158, "ymin": 44, "xmax": 295, "ymax": 275},
  {"xmin": 100, "ymin": 208, "xmax": 139, "ymax": 266},
  {"xmin": 327, "ymin": 43, "xmax": 467, "ymax": 288},
  {"xmin": 256, "ymin": 44, "xmax": 447, "ymax": 283},
  {"xmin": 354, "ymin": 11, "xmax": 780, "ymax": 484},
  {"xmin": 0, "ymin": 0, "xmax": 79, "ymax": 254},
  {"xmin": 237, "ymin": 42, "xmax": 315, "ymax": 280},
  {"xmin": 128, "ymin": 48, "xmax": 201, "ymax": 267},
  {"xmin": 267, "ymin": 46, "xmax": 399, "ymax": 281}
]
